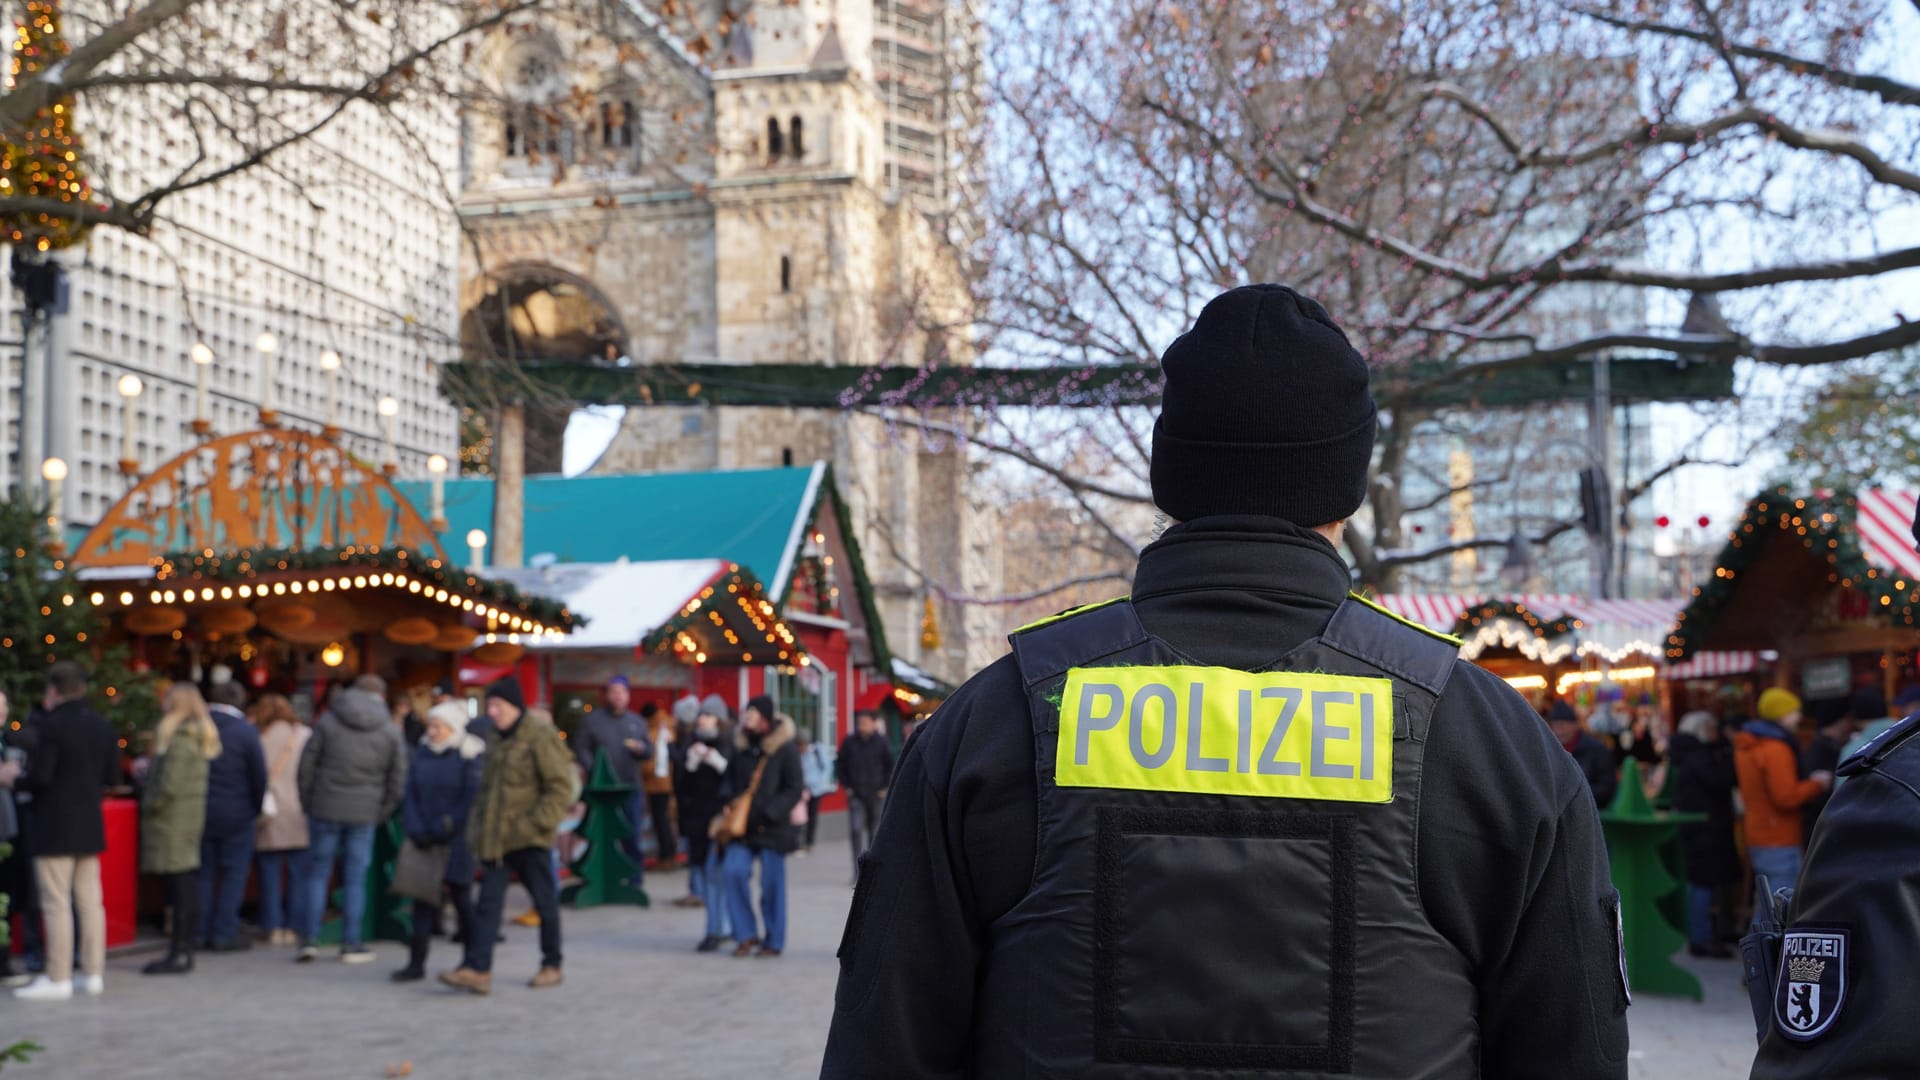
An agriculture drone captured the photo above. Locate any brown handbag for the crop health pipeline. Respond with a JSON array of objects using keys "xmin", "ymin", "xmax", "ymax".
[{"xmin": 710, "ymin": 757, "xmax": 768, "ymax": 842}]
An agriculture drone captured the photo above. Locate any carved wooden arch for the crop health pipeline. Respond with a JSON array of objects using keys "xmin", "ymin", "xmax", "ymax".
[{"xmin": 70, "ymin": 428, "xmax": 450, "ymax": 568}]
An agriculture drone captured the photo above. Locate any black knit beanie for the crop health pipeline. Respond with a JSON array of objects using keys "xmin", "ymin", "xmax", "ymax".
[
  {"xmin": 1150, "ymin": 284, "xmax": 1377, "ymax": 526},
  {"xmin": 485, "ymin": 676, "xmax": 525, "ymax": 716}
]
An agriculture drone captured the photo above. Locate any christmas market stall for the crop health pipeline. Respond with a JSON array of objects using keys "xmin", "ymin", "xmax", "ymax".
[
  {"xmin": 1667, "ymin": 487, "xmax": 1920, "ymax": 705},
  {"xmin": 401, "ymin": 461, "xmax": 895, "ymax": 814},
  {"xmin": 65, "ymin": 428, "xmax": 579, "ymax": 699}
]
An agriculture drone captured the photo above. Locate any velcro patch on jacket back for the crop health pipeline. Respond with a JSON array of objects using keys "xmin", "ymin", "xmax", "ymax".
[{"xmin": 1057, "ymin": 666, "xmax": 1394, "ymax": 803}]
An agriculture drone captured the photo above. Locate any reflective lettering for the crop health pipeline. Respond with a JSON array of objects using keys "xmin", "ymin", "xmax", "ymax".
[
  {"xmin": 1236, "ymin": 689, "xmax": 1254, "ymax": 774},
  {"xmin": 1075, "ymin": 682, "xmax": 1124, "ymax": 766},
  {"xmin": 1056, "ymin": 666, "xmax": 1394, "ymax": 803},
  {"xmin": 1185, "ymin": 681, "xmax": 1229, "ymax": 772},
  {"xmin": 1311, "ymin": 690, "xmax": 1356, "ymax": 779},
  {"xmin": 1258, "ymin": 686, "xmax": 1303, "ymax": 776},
  {"xmin": 1129, "ymin": 683, "xmax": 1177, "ymax": 769}
]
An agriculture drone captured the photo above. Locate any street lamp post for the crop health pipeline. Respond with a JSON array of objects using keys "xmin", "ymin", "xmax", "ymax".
[
  {"xmin": 426, "ymin": 453, "xmax": 449, "ymax": 531},
  {"xmin": 466, "ymin": 528, "xmax": 488, "ymax": 572},
  {"xmin": 116, "ymin": 373, "xmax": 143, "ymax": 476},
  {"xmin": 255, "ymin": 330, "xmax": 279, "ymax": 426},
  {"xmin": 190, "ymin": 342, "xmax": 214, "ymax": 436},
  {"xmin": 319, "ymin": 349, "xmax": 341, "ymax": 438},
  {"xmin": 378, "ymin": 395, "xmax": 400, "ymax": 475},
  {"xmin": 40, "ymin": 456, "xmax": 66, "ymax": 538}
]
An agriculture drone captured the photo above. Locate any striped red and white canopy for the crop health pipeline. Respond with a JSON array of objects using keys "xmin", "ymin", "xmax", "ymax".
[
  {"xmin": 1368, "ymin": 593, "xmax": 1759, "ymax": 678},
  {"xmin": 1857, "ymin": 488, "xmax": 1920, "ymax": 581}
]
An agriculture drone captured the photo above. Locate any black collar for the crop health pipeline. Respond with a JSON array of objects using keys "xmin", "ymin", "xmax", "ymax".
[{"xmin": 1134, "ymin": 515, "xmax": 1351, "ymax": 605}]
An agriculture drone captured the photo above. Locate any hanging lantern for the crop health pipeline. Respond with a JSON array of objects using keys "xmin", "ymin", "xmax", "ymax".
[
  {"xmin": 470, "ymin": 641, "xmax": 525, "ymax": 665},
  {"xmin": 198, "ymin": 605, "xmax": 258, "ymax": 636},
  {"xmin": 277, "ymin": 615, "xmax": 349, "ymax": 646},
  {"xmin": 255, "ymin": 598, "xmax": 316, "ymax": 635},
  {"xmin": 433, "ymin": 624, "xmax": 479, "ymax": 653},
  {"xmin": 384, "ymin": 617, "xmax": 440, "ymax": 646}
]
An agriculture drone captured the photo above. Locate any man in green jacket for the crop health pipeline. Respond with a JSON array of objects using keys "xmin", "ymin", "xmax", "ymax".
[{"xmin": 439, "ymin": 678, "xmax": 573, "ymax": 995}]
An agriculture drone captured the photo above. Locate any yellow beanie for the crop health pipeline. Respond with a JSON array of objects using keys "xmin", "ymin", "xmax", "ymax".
[{"xmin": 1757, "ymin": 687, "xmax": 1803, "ymax": 722}]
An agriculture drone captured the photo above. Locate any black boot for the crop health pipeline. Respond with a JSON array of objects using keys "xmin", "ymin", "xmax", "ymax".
[
  {"xmin": 142, "ymin": 952, "xmax": 194, "ymax": 976},
  {"xmin": 391, "ymin": 965, "xmax": 426, "ymax": 982}
]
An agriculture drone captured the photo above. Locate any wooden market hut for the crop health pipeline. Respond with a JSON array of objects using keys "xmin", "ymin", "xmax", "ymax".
[
  {"xmin": 1668, "ymin": 487, "xmax": 1920, "ymax": 705},
  {"xmin": 64, "ymin": 428, "xmax": 580, "ymax": 695}
]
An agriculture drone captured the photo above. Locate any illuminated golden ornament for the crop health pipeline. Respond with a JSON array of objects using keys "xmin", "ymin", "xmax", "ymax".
[{"xmin": 920, "ymin": 593, "xmax": 941, "ymax": 651}]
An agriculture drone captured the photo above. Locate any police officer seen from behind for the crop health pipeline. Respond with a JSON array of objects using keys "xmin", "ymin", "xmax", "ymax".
[
  {"xmin": 821, "ymin": 285, "xmax": 1629, "ymax": 1078},
  {"xmin": 1749, "ymin": 495, "xmax": 1920, "ymax": 1079}
]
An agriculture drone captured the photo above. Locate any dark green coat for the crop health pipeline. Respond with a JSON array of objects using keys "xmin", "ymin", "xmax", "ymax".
[
  {"xmin": 142, "ymin": 737, "xmax": 211, "ymax": 875},
  {"xmin": 467, "ymin": 713, "xmax": 575, "ymax": 863}
]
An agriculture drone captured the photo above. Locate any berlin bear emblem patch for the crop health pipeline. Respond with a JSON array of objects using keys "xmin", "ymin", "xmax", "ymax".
[{"xmin": 1774, "ymin": 928, "xmax": 1849, "ymax": 1041}]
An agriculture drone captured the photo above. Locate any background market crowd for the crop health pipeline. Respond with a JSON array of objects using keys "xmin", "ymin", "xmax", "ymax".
[
  {"xmin": 0, "ymin": 661, "xmax": 888, "ymax": 999},
  {"xmin": 1537, "ymin": 679, "xmax": 1919, "ymax": 960}
]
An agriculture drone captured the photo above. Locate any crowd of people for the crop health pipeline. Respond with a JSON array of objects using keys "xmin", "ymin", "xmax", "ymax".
[
  {"xmin": 1543, "ymin": 679, "xmax": 1920, "ymax": 960},
  {"xmin": 0, "ymin": 660, "xmax": 901, "ymax": 1000}
]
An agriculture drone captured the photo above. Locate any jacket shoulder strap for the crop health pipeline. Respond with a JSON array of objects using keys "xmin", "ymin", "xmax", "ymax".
[
  {"xmin": 1009, "ymin": 598, "xmax": 1148, "ymax": 689},
  {"xmin": 1320, "ymin": 596, "xmax": 1459, "ymax": 697}
]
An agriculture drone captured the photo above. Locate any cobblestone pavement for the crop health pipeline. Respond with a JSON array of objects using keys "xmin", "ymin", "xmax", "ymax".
[{"xmin": 2, "ymin": 825, "xmax": 1758, "ymax": 1080}]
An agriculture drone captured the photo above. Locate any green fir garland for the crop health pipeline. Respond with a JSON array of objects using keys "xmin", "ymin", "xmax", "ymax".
[{"xmin": 1668, "ymin": 487, "xmax": 1918, "ymax": 660}]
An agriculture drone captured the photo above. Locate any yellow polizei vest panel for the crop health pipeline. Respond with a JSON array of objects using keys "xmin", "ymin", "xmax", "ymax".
[{"xmin": 1056, "ymin": 666, "xmax": 1394, "ymax": 803}]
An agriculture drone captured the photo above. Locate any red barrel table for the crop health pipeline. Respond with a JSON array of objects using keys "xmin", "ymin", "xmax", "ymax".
[{"xmin": 100, "ymin": 797, "xmax": 139, "ymax": 948}]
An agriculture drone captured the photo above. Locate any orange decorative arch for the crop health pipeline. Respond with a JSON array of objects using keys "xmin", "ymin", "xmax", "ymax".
[{"xmin": 71, "ymin": 428, "xmax": 450, "ymax": 568}]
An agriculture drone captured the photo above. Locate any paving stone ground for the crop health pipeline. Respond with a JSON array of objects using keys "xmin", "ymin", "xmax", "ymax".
[{"xmin": 1, "ymin": 818, "xmax": 1758, "ymax": 1079}]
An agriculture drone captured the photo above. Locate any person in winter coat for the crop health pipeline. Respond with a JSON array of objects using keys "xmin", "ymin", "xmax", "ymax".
[
  {"xmin": 639, "ymin": 703, "xmax": 681, "ymax": 870},
  {"xmin": 8, "ymin": 662, "xmax": 121, "ymax": 1001},
  {"xmin": 0, "ymin": 689, "xmax": 39, "ymax": 988},
  {"xmin": 440, "ymin": 678, "xmax": 574, "ymax": 995},
  {"xmin": 1669, "ymin": 710, "xmax": 1740, "ymax": 958},
  {"xmin": 198, "ymin": 680, "xmax": 267, "ymax": 951},
  {"xmin": 393, "ymin": 701, "xmax": 484, "ymax": 983},
  {"xmin": 1734, "ymin": 688, "xmax": 1833, "ymax": 900},
  {"xmin": 251, "ymin": 693, "xmax": 310, "ymax": 947},
  {"xmin": 721, "ymin": 697, "xmax": 805, "ymax": 958},
  {"xmin": 797, "ymin": 728, "xmax": 834, "ymax": 854},
  {"xmin": 1547, "ymin": 699, "xmax": 1618, "ymax": 809},
  {"xmin": 295, "ymin": 674, "xmax": 407, "ymax": 964},
  {"xmin": 835, "ymin": 709, "xmax": 894, "ymax": 869},
  {"xmin": 572, "ymin": 676, "xmax": 652, "ymax": 882},
  {"xmin": 140, "ymin": 685, "xmax": 221, "ymax": 975},
  {"xmin": 676, "ymin": 710, "xmax": 733, "ymax": 949},
  {"xmin": 1799, "ymin": 696, "xmax": 1855, "ymax": 832}
]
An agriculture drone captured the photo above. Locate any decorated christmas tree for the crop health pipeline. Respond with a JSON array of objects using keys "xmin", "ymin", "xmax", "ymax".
[
  {"xmin": 0, "ymin": 499, "xmax": 156, "ymax": 741},
  {"xmin": 562, "ymin": 750, "xmax": 648, "ymax": 908},
  {"xmin": 2, "ymin": 0, "xmax": 95, "ymax": 253}
]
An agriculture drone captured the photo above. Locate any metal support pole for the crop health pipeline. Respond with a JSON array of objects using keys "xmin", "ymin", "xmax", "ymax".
[{"xmin": 1588, "ymin": 354, "xmax": 1614, "ymax": 600}]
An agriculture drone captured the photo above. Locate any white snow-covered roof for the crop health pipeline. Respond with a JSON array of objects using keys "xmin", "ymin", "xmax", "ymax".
[{"xmin": 486, "ymin": 559, "xmax": 725, "ymax": 651}]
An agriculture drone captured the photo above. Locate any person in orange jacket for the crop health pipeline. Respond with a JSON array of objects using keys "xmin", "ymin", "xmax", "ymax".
[{"xmin": 1734, "ymin": 688, "xmax": 1833, "ymax": 899}]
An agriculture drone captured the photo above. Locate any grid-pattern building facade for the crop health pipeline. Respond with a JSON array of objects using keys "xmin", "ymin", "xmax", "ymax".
[{"xmin": 2, "ymin": 87, "xmax": 462, "ymax": 530}]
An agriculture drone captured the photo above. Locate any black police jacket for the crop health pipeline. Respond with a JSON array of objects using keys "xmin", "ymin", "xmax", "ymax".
[
  {"xmin": 1751, "ymin": 711, "xmax": 1920, "ymax": 1079},
  {"xmin": 822, "ymin": 516, "xmax": 1630, "ymax": 1078}
]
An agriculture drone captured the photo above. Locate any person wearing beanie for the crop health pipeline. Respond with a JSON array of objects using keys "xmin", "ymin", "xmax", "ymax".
[
  {"xmin": 295, "ymin": 673, "xmax": 406, "ymax": 965},
  {"xmin": 571, "ymin": 674, "xmax": 654, "ymax": 885},
  {"xmin": 441, "ymin": 677, "xmax": 573, "ymax": 995},
  {"xmin": 393, "ymin": 701, "xmax": 484, "ymax": 983},
  {"xmin": 1733, "ymin": 687, "xmax": 1831, "ymax": 903},
  {"xmin": 1545, "ymin": 700, "xmax": 1618, "ymax": 809},
  {"xmin": 824, "ymin": 285, "xmax": 1630, "ymax": 1078},
  {"xmin": 720, "ymin": 696, "xmax": 805, "ymax": 957}
]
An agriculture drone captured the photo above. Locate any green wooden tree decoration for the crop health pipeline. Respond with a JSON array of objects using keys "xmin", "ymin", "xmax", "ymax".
[
  {"xmin": 1600, "ymin": 759, "xmax": 1703, "ymax": 1001},
  {"xmin": 562, "ymin": 750, "xmax": 648, "ymax": 908}
]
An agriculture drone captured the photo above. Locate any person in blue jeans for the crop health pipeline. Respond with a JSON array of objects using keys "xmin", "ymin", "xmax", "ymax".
[
  {"xmin": 251, "ymin": 693, "xmax": 312, "ymax": 947},
  {"xmin": 676, "ymin": 710, "xmax": 733, "ymax": 950},
  {"xmin": 721, "ymin": 698, "xmax": 804, "ymax": 958},
  {"xmin": 199, "ymin": 681, "xmax": 266, "ymax": 951},
  {"xmin": 295, "ymin": 675, "xmax": 406, "ymax": 963}
]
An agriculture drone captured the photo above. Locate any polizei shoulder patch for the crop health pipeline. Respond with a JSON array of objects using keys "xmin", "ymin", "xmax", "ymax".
[
  {"xmin": 1774, "ymin": 928, "xmax": 1849, "ymax": 1041},
  {"xmin": 1055, "ymin": 666, "xmax": 1394, "ymax": 803}
]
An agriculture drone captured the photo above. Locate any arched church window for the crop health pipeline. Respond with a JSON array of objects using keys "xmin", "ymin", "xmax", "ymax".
[
  {"xmin": 767, "ymin": 117, "xmax": 784, "ymax": 158},
  {"xmin": 790, "ymin": 116, "xmax": 805, "ymax": 159}
]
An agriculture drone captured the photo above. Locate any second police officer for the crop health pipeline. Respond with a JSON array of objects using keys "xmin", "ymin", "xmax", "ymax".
[{"xmin": 822, "ymin": 284, "xmax": 1630, "ymax": 1078}]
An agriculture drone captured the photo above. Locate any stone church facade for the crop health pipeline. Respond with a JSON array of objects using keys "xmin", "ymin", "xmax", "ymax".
[{"xmin": 456, "ymin": 0, "xmax": 998, "ymax": 682}]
